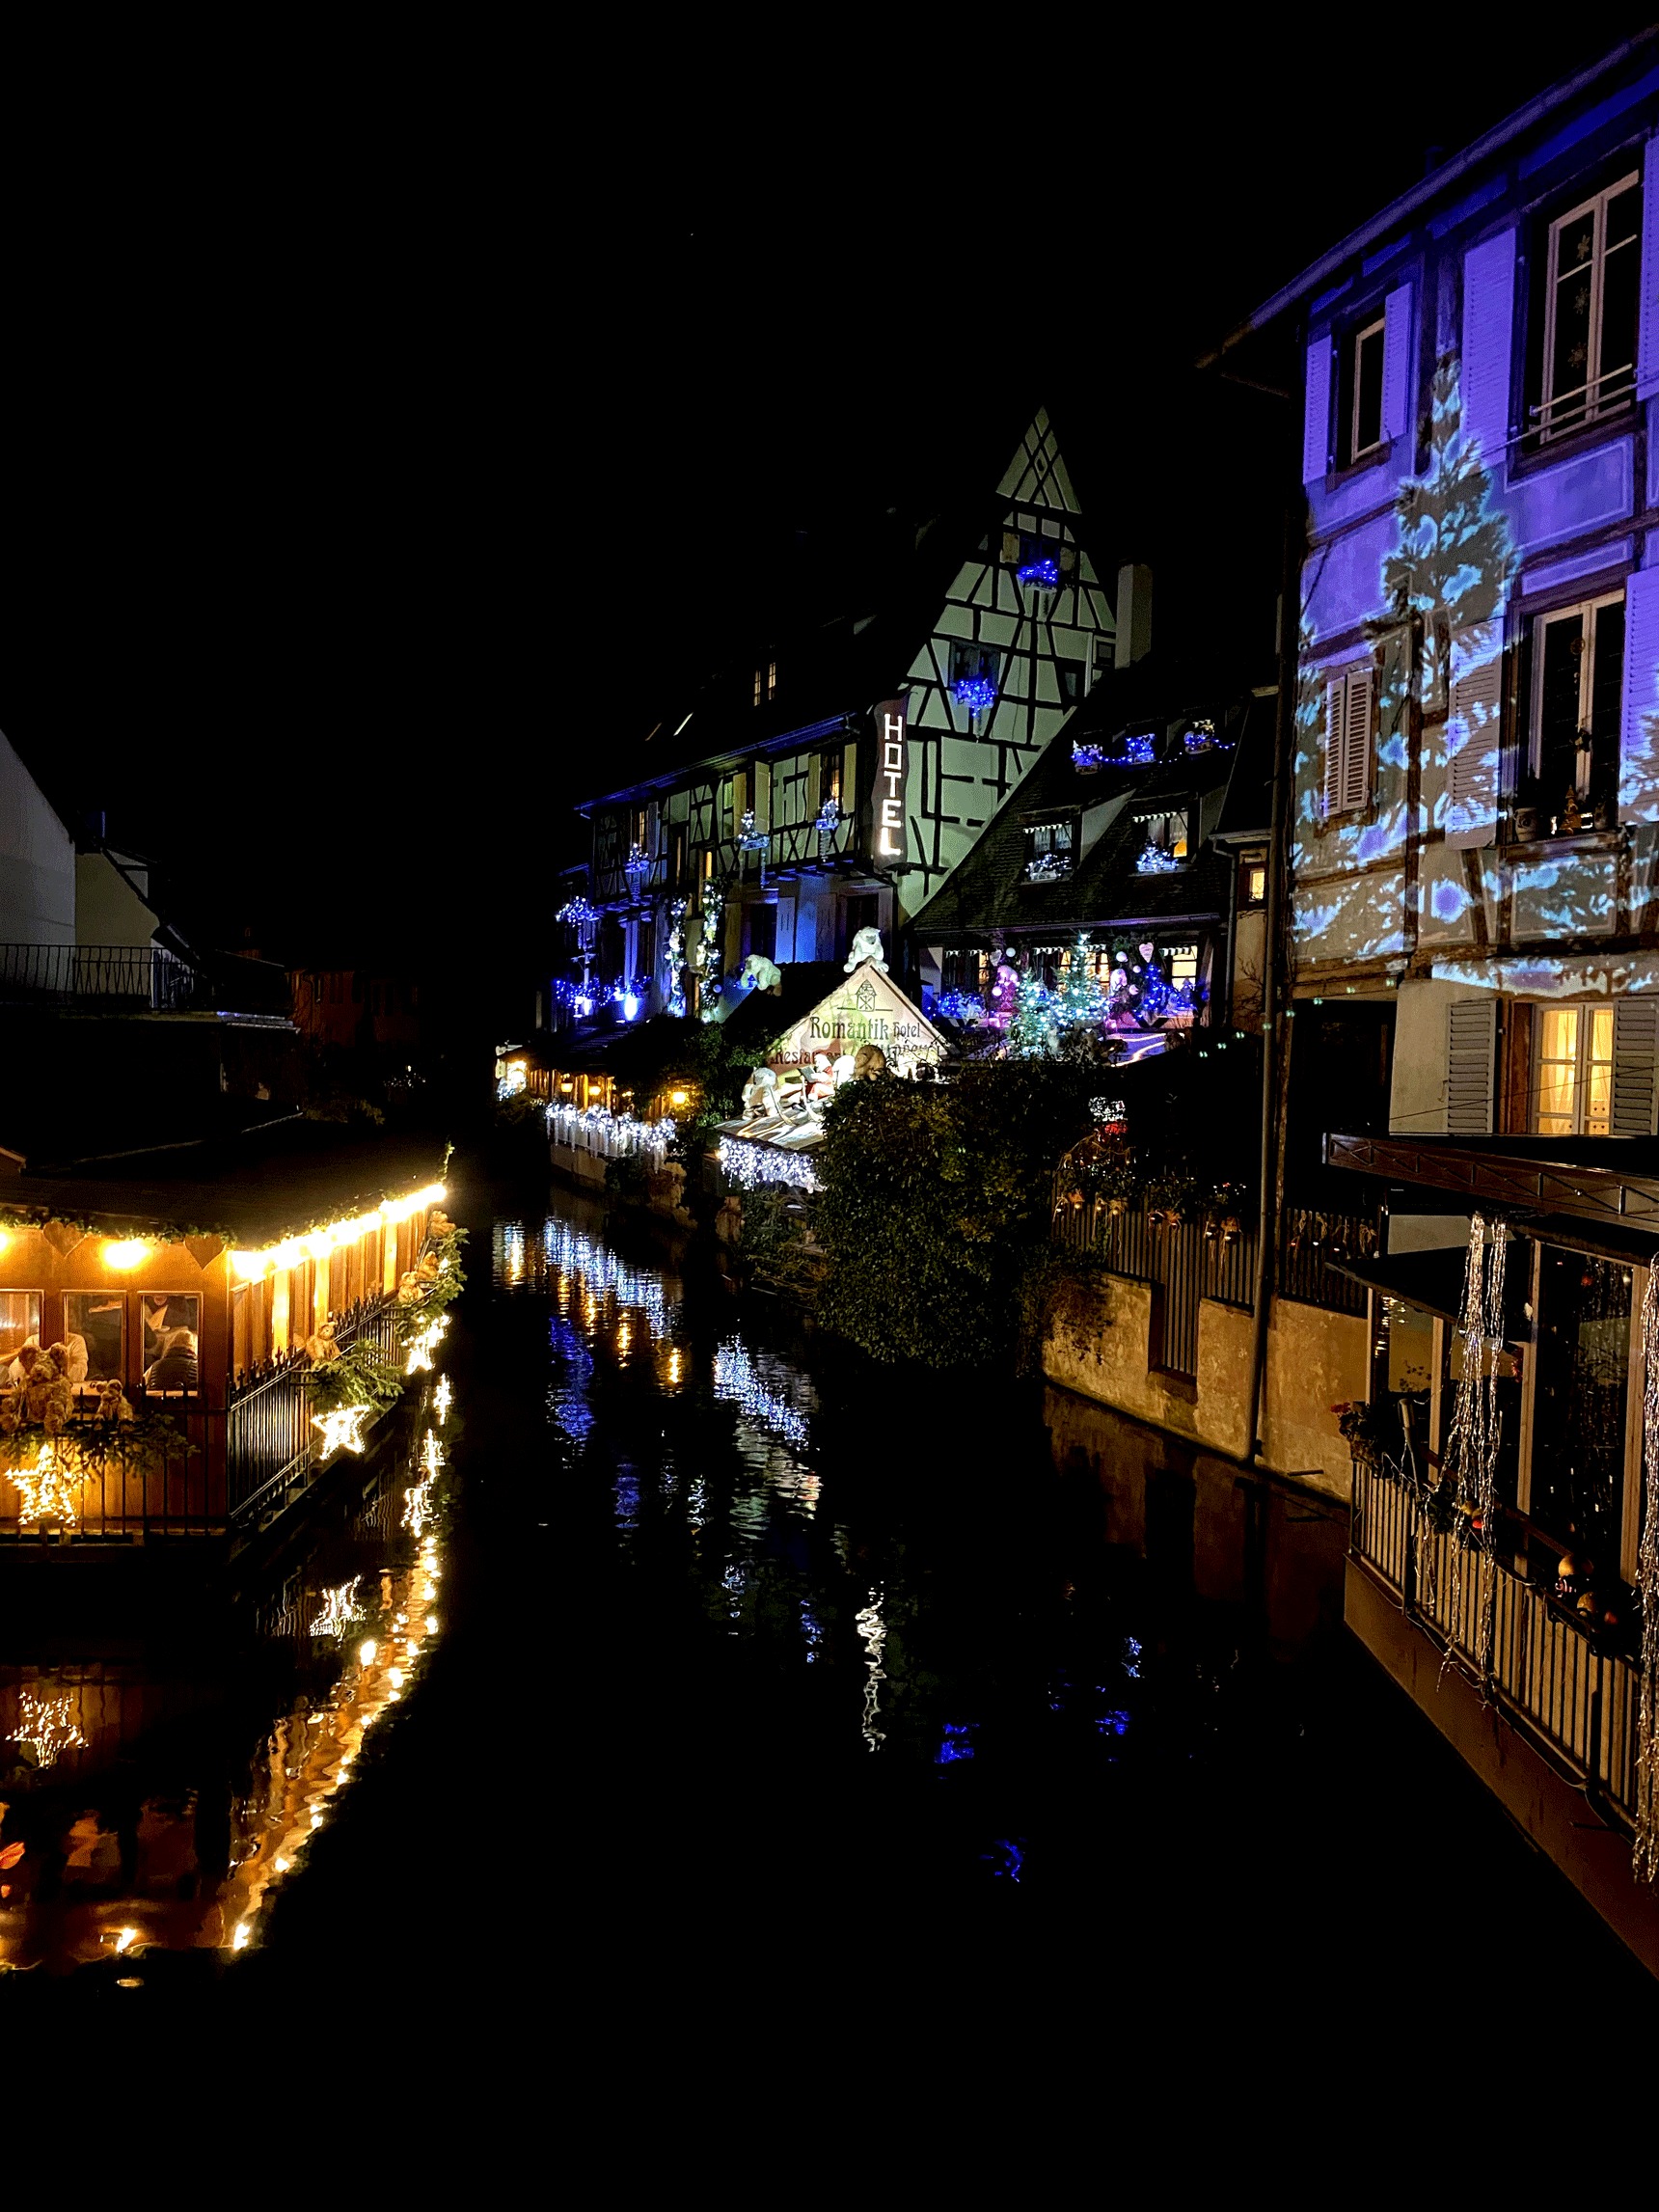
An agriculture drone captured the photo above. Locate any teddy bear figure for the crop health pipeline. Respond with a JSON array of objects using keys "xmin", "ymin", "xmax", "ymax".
[
  {"xmin": 305, "ymin": 1322, "xmax": 340, "ymax": 1367},
  {"xmin": 95, "ymin": 1379, "xmax": 133, "ymax": 1424},
  {"xmin": 24, "ymin": 1349, "xmax": 63, "ymax": 1425},
  {"xmin": 843, "ymin": 927, "xmax": 887, "ymax": 976},
  {"xmin": 428, "ymin": 1210, "xmax": 455, "ymax": 1239},
  {"xmin": 853, "ymin": 1042, "xmax": 888, "ymax": 1079}
]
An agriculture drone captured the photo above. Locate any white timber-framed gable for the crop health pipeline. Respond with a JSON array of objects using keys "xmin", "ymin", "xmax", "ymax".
[{"xmin": 894, "ymin": 409, "xmax": 1115, "ymax": 921}]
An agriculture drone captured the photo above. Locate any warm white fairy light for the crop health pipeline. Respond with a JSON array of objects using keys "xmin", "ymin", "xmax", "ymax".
[
  {"xmin": 718, "ymin": 1134, "xmax": 819, "ymax": 1192},
  {"xmin": 358, "ymin": 1637, "xmax": 377, "ymax": 1666},
  {"xmin": 11, "ymin": 1687, "xmax": 87, "ymax": 1769},
  {"xmin": 308, "ymin": 1578, "xmax": 363, "ymax": 1641},
  {"xmin": 14, "ymin": 1442, "xmax": 81, "ymax": 1532},
  {"xmin": 405, "ymin": 1312, "xmax": 450, "ymax": 1375},
  {"xmin": 230, "ymin": 1183, "xmax": 449, "ymax": 1283},
  {"xmin": 313, "ymin": 1405, "xmax": 369, "ymax": 1457},
  {"xmin": 434, "ymin": 1377, "xmax": 452, "ymax": 1423},
  {"xmin": 402, "ymin": 1474, "xmax": 436, "ymax": 1540},
  {"xmin": 421, "ymin": 1431, "xmax": 445, "ymax": 1477}
]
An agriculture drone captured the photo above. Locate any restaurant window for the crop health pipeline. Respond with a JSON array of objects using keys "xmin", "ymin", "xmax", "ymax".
[
  {"xmin": 0, "ymin": 1292, "xmax": 41, "ymax": 1367},
  {"xmin": 1530, "ymin": 1246, "xmax": 1632, "ymax": 1563},
  {"xmin": 1022, "ymin": 816, "xmax": 1075, "ymax": 883},
  {"xmin": 141, "ymin": 1294, "xmax": 201, "ymax": 1394},
  {"xmin": 64, "ymin": 1293, "xmax": 126, "ymax": 1385},
  {"xmin": 1530, "ymin": 172, "xmax": 1641, "ymax": 443},
  {"xmin": 1527, "ymin": 591, "xmax": 1624, "ymax": 819},
  {"xmin": 1535, "ymin": 1003, "xmax": 1614, "ymax": 1136}
]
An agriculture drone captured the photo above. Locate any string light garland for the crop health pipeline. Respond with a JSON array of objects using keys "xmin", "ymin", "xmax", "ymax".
[
  {"xmin": 434, "ymin": 1377, "xmax": 452, "ymax": 1424},
  {"xmin": 714, "ymin": 1339, "xmax": 810, "ymax": 1445},
  {"xmin": 11, "ymin": 1686, "xmax": 87, "ymax": 1769},
  {"xmin": 309, "ymin": 1579, "xmax": 363, "ymax": 1641},
  {"xmin": 230, "ymin": 1184, "xmax": 448, "ymax": 1285},
  {"xmin": 1016, "ymin": 555, "xmax": 1060, "ymax": 588},
  {"xmin": 718, "ymin": 1135, "xmax": 819, "ymax": 1193},
  {"xmin": 313, "ymin": 1406, "xmax": 369, "ymax": 1457},
  {"xmin": 952, "ymin": 674, "xmax": 997, "ymax": 715}
]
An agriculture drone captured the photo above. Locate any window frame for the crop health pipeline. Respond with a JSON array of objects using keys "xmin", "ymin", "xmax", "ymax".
[
  {"xmin": 1536, "ymin": 171, "xmax": 1641, "ymax": 443},
  {"xmin": 1533, "ymin": 1001, "xmax": 1615, "ymax": 1138},
  {"xmin": 0, "ymin": 1291, "xmax": 42, "ymax": 1364},
  {"xmin": 1527, "ymin": 587, "xmax": 1626, "ymax": 796},
  {"xmin": 1348, "ymin": 313, "xmax": 1387, "ymax": 463},
  {"xmin": 1020, "ymin": 813, "xmax": 1078, "ymax": 884}
]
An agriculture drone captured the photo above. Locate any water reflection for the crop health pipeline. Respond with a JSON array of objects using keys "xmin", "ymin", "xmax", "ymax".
[
  {"xmin": 0, "ymin": 1359, "xmax": 458, "ymax": 1978},
  {"xmin": 492, "ymin": 1198, "xmax": 1352, "ymax": 1885}
]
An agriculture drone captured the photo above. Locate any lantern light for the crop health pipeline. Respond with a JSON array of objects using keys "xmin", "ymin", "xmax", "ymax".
[{"xmin": 102, "ymin": 1240, "xmax": 150, "ymax": 1270}]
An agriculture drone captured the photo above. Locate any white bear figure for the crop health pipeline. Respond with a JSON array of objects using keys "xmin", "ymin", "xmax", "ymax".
[
  {"xmin": 844, "ymin": 928, "xmax": 887, "ymax": 975},
  {"xmin": 739, "ymin": 952, "xmax": 783, "ymax": 992},
  {"xmin": 742, "ymin": 1066, "xmax": 777, "ymax": 1119}
]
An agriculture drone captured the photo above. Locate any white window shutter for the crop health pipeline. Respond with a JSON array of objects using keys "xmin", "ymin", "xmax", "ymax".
[
  {"xmin": 1620, "ymin": 567, "xmax": 1659, "ymax": 822},
  {"xmin": 1342, "ymin": 667, "xmax": 1373, "ymax": 813},
  {"xmin": 1381, "ymin": 283, "xmax": 1414, "ymax": 446},
  {"xmin": 1446, "ymin": 632, "xmax": 1501, "ymax": 849},
  {"xmin": 1460, "ymin": 230, "xmax": 1517, "ymax": 461},
  {"xmin": 1446, "ymin": 998, "xmax": 1497, "ymax": 1133},
  {"xmin": 1613, "ymin": 997, "xmax": 1659, "ymax": 1136},
  {"xmin": 1638, "ymin": 135, "xmax": 1659, "ymax": 403},
  {"xmin": 1324, "ymin": 678, "xmax": 1345, "ymax": 817},
  {"xmin": 1303, "ymin": 337, "xmax": 1332, "ymax": 484}
]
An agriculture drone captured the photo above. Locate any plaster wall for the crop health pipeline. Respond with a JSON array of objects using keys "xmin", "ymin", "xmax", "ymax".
[
  {"xmin": 1389, "ymin": 976, "xmax": 1473, "ymax": 1134},
  {"xmin": 0, "ymin": 730, "xmax": 73, "ymax": 943},
  {"xmin": 1042, "ymin": 1276, "xmax": 1364, "ymax": 1500},
  {"xmin": 75, "ymin": 851, "xmax": 157, "ymax": 947}
]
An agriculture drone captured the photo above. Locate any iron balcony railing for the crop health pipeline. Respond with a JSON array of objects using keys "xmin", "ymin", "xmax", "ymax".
[
  {"xmin": 0, "ymin": 942, "xmax": 291, "ymax": 1017},
  {"xmin": 593, "ymin": 812, "xmax": 861, "ymax": 906},
  {"xmin": 1276, "ymin": 1203, "xmax": 1378, "ymax": 1315},
  {"xmin": 0, "ymin": 1295, "xmax": 403, "ymax": 1546},
  {"xmin": 1351, "ymin": 1455, "xmax": 1641, "ymax": 1825}
]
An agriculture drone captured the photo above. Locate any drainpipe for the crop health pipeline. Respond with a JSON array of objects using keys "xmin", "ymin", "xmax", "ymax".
[{"xmin": 1246, "ymin": 501, "xmax": 1301, "ymax": 1468}]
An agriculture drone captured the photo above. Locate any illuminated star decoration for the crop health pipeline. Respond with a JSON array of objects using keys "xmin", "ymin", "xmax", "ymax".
[
  {"xmin": 308, "ymin": 1577, "xmax": 364, "ymax": 1641},
  {"xmin": 405, "ymin": 1312, "xmax": 451, "ymax": 1375},
  {"xmin": 313, "ymin": 1405, "xmax": 370, "ymax": 1457},
  {"xmin": 14, "ymin": 1441, "xmax": 81, "ymax": 1531},
  {"xmin": 11, "ymin": 1686, "xmax": 88, "ymax": 1769}
]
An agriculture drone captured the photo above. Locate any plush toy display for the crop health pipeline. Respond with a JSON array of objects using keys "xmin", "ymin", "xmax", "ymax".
[
  {"xmin": 844, "ymin": 928, "xmax": 887, "ymax": 975},
  {"xmin": 738, "ymin": 952, "xmax": 783, "ymax": 993},
  {"xmin": 853, "ymin": 1043, "xmax": 887, "ymax": 1079},
  {"xmin": 95, "ymin": 1379, "xmax": 135, "ymax": 1424}
]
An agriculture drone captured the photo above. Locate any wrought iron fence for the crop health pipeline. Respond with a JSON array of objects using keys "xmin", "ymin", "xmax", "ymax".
[
  {"xmin": 0, "ymin": 942, "xmax": 290, "ymax": 1016},
  {"xmin": 1350, "ymin": 1455, "xmax": 1640, "ymax": 1823},
  {"xmin": 1051, "ymin": 1185, "xmax": 1257, "ymax": 1380},
  {"xmin": 1276, "ymin": 1203, "xmax": 1378, "ymax": 1314}
]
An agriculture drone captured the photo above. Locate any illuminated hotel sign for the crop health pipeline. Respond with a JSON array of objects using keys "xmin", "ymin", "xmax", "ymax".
[
  {"xmin": 773, "ymin": 960, "xmax": 948, "ymax": 1076},
  {"xmin": 874, "ymin": 696, "xmax": 908, "ymax": 862}
]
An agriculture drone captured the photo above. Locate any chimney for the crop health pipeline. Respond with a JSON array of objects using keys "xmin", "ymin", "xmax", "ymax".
[{"xmin": 1113, "ymin": 563, "xmax": 1153, "ymax": 669}]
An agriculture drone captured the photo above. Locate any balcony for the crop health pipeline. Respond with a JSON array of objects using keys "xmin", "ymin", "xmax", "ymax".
[
  {"xmin": 1350, "ymin": 1455, "xmax": 1640, "ymax": 1827},
  {"xmin": 0, "ymin": 943, "xmax": 290, "ymax": 1018}
]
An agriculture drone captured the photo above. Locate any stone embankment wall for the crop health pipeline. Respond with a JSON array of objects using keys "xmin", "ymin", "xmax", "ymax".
[{"xmin": 1042, "ymin": 1274, "xmax": 1368, "ymax": 1497}]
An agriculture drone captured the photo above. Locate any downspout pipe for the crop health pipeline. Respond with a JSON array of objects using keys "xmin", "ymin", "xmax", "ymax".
[{"xmin": 1246, "ymin": 501, "xmax": 1300, "ymax": 1468}]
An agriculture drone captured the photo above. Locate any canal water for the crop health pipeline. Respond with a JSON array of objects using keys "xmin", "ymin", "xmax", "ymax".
[{"xmin": 2, "ymin": 1168, "xmax": 1653, "ymax": 2013}]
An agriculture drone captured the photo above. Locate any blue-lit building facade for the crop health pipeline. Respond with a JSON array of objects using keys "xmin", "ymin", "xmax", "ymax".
[{"xmin": 1242, "ymin": 35, "xmax": 1659, "ymax": 1970}]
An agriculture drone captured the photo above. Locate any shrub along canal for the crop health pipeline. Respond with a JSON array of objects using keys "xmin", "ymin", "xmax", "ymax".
[{"xmin": 1, "ymin": 1168, "xmax": 1651, "ymax": 2007}]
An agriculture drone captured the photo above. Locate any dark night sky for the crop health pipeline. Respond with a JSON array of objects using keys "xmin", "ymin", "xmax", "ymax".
[{"xmin": 3, "ymin": 24, "xmax": 1653, "ymax": 970}]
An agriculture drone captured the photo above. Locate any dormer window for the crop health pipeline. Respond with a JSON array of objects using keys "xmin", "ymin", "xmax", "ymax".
[
  {"xmin": 1134, "ymin": 806, "xmax": 1188, "ymax": 873},
  {"xmin": 1022, "ymin": 815, "xmax": 1076, "ymax": 882}
]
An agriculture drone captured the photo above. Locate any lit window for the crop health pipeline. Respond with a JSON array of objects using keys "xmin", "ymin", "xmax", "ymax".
[
  {"xmin": 1134, "ymin": 808, "xmax": 1188, "ymax": 873},
  {"xmin": 1530, "ymin": 591, "xmax": 1624, "ymax": 823},
  {"xmin": 1535, "ymin": 1003, "xmax": 1614, "ymax": 1136},
  {"xmin": 1240, "ymin": 850, "xmax": 1267, "ymax": 907},
  {"xmin": 1022, "ymin": 817, "xmax": 1075, "ymax": 882},
  {"xmin": 1533, "ymin": 174, "xmax": 1641, "ymax": 442}
]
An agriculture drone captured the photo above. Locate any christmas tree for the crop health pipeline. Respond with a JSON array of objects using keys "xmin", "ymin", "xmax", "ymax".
[{"xmin": 1054, "ymin": 935, "xmax": 1105, "ymax": 1032}]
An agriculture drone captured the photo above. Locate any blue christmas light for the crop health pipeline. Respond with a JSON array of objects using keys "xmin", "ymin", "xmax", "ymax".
[
  {"xmin": 952, "ymin": 675, "xmax": 997, "ymax": 715},
  {"xmin": 1017, "ymin": 556, "xmax": 1060, "ymax": 588},
  {"xmin": 558, "ymin": 896, "xmax": 600, "ymax": 926},
  {"xmin": 1135, "ymin": 844, "xmax": 1181, "ymax": 874},
  {"xmin": 1111, "ymin": 731, "xmax": 1156, "ymax": 765},
  {"xmin": 1072, "ymin": 741, "xmax": 1108, "ymax": 770},
  {"xmin": 814, "ymin": 797, "xmax": 842, "ymax": 837},
  {"xmin": 936, "ymin": 990, "xmax": 987, "ymax": 1023}
]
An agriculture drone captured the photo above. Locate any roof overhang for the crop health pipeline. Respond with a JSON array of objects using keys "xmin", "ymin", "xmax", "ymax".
[{"xmin": 1326, "ymin": 1131, "xmax": 1659, "ymax": 1246}]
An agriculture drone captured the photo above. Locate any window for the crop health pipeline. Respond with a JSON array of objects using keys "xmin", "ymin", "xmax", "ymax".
[
  {"xmin": 1528, "ymin": 590, "xmax": 1624, "ymax": 818},
  {"xmin": 1534, "ymin": 174, "xmax": 1641, "ymax": 441},
  {"xmin": 1134, "ymin": 808, "xmax": 1188, "ymax": 873},
  {"xmin": 748, "ymin": 905, "xmax": 776, "ymax": 962},
  {"xmin": 1530, "ymin": 1246, "xmax": 1632, "ymax": 1558},
  {"xmin": 949, "ymin": 640, "xmax": 1001, "ymax": 714},
  {"xmin": 1323, "ymin": 665, "xmax": 1373, "ymax": 816},
  {"xmin": 64, "ymin": 1293, "xmax": 126, "ymax": 1385},
  {"xmin": 0, "ymin": 1292, "xmax": 41, "ymax": 1364},
  {"xmin": 843, "ymin": 893, "xmax": 881, "ymax": 946},
  {"xmin": 753, "ymin": 662, "xmax": 777, "ymax": 706},
  {"xmin": 1347, "ymin": 314, "xmax": 1386, "ymax": 462},
  {"xmin": 1239, "ymin": 848, "xmax": 1267, "ymax": 907},
  {"xmin": 1000, "ymin": 529, "xmax": 1075, "ymax": 588},
  {"xmin": 1022, "ymin": 817, "xmax": 1075, "ymax": 882},
  {"xmin": 1057, "ymin": 659, "xmax": 1084, "ymax": 706},
  {"xmin": 1536, "ymin": 1003, "xmax": 1614, "ymax": 1135},
  {"xmin": 142, "ymin": 1295, "xmax": 202, "ymax": 1393}
]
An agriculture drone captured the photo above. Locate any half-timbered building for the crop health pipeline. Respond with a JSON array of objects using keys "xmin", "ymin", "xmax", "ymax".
[{"xmin": 567, "ymin": 411, "xmax": 1123, "ymax": 1025}]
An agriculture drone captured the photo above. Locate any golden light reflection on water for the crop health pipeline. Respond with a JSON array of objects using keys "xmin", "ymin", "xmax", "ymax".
[{"xmin": 0, "ymin": 1367, "xmax": 458, "ymax": 1978}]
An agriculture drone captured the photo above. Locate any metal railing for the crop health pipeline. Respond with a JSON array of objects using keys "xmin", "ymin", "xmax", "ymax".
[
  {"xmin": 227, "ymin": 1295, "xmax": 399, "ymax": 1526},
  {"xmin": 1277, "ymin": 1204, "xmax": 1377, "ymax": 1314},
  {"xmin": 1351, "ymin": 1455, "xmax": 1640, "ymax": 1824},
  {"xmin": 0, "ymin": 942, "xmax": 291, "ymax": 1016},
  {"xmin": 1052, "ymin": 1186, "xmax": 1257, "ymax": 1380}
]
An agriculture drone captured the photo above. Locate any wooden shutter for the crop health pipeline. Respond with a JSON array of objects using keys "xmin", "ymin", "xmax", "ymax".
[
  {"xmin": 1461, "ymin": 231, "xmax": 1516, "ymax": 460},
  {"xmin": 1446, "ymin": 998, "xmax": 1497, "ymax": 1133},
  {"xmin": 1638, "ymin": 134, "xmax": 1659, "ymax": 403},
  {"xmin": 1446, "ymin": 634, "xmax": 1501, "ymax": 849},
  {"xmin": 1381, "ymin": 283, "xmax": 1414, "ymax": 446},
  {"xmin": 1620, "ymin": 569, "xmax": 1659, "ymax": 822},
  {"xmin": 1613, "ymin": 997, "xmax": 1659, "ymax": 1136},
  {"xmin": 1324, "ymin": 678, "xmax": 1346, "ymax": 817},
  {"xmin": 1303, "ymin": 336, "xmax": 1332, "ymax": 484},
  {"xmin": 1341, "ymin": 667, "xmax": 1373, "ymax": 813}
]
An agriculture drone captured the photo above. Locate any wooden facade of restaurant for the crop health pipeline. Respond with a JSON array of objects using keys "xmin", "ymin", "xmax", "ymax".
[{"xmin": 0, "ymin": 1170, "xmax": 445, "ymax": 1546}]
